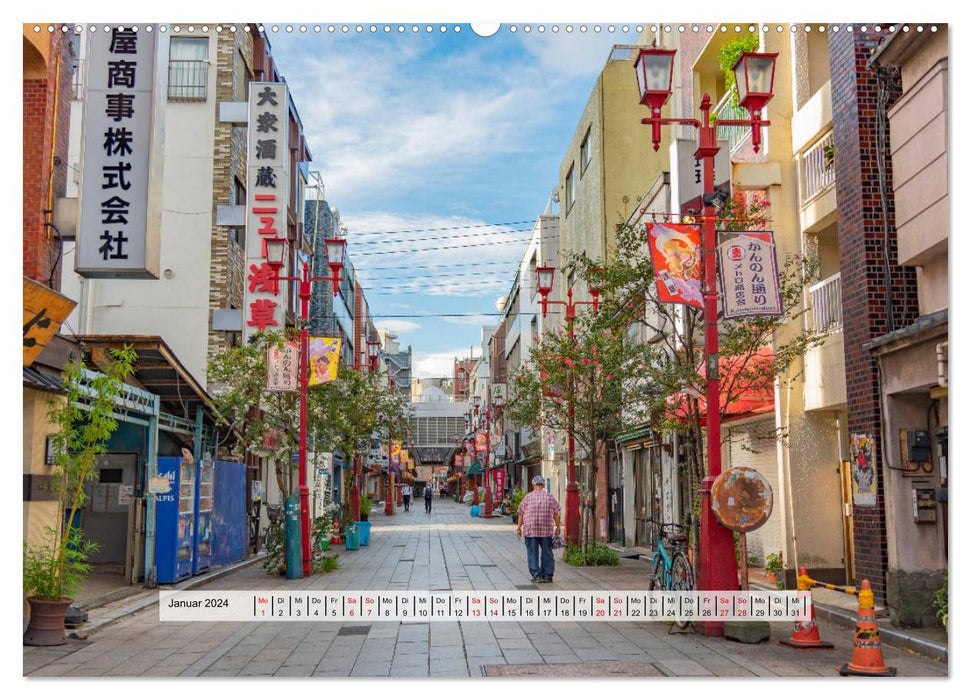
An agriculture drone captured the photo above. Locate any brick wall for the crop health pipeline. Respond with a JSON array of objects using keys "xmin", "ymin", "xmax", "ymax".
[
  {"xmin": 208, "ymin": 30, "xmax": 254, "ymax": 363},
  {"xmin": 830, "ymin": 28, "xmax": 920, "ymax": 602},
  {"xmin": 23, "ymin": 32, "xmax": 73, "ymax": 288}
]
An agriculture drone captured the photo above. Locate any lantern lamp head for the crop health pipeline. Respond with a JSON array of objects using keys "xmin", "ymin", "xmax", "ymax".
[
  {"xmin": 731, "ymin": 52, "xmax": 778, "ymax": 115},
  {"xmin": 633, "ymin": 48, "xmax": 676, "ymax": 111}
]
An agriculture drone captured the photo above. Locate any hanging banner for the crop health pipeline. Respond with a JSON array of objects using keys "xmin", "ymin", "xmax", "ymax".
[
  {"xmin": 717, "ymin": 232, "xmax": 783, "ymax": 319},
  {"xmin": 493, "ymin": 469, "xmax": 505, "ymax": 496},
  {"xmin": 23, "ymin": 278, "xmax": 76, "ymax": 366},
  {"xmin": 850, "ymin": 434, "xmax": 877, "ymax": 507},
  {"xmin": 308, "ymin": 337, "xmax": 342, "ymax": 385},
  {"xmin": 646, "ymin": 223, "xmax": 703, "ymax": 308},
  {"xmin": 475, "ymin": 433, "xmax": 487, "ymax": 453},
  {"xmin": 266, "ymin": 342, "xmax": 298, "ymax": 392}
]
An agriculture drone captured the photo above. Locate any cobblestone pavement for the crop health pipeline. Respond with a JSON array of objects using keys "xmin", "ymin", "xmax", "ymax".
[{"xmin": 23, "ymin": 498, "xmax": 947, "ymax": 678}]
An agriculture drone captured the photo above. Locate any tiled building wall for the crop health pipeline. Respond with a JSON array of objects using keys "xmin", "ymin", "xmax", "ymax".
[
  {"xmin": 830, "ymin": 27, "xmax": 920, "ymax": 602},
  {"xmin": 23, "ymin": 32, "xmax": 73, "ymax": 289}
]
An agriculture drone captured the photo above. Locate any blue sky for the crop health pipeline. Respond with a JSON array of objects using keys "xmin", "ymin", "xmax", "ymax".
[{"xmin": 270, "ymin": 24, "xmax": 639, "ymax": 376}]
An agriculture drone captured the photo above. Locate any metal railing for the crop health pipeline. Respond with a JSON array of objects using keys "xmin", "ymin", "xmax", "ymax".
[
  {"xmin": 800, "ymin": 131, "xmax": 835, "ymax": 204},
  {"xmin": 807, "ymin": 272, "xmax": 842, "ymax": 333},
  {"xmin": 168, "ymin": 59, "xmax": 208, "ymax": 101},
  {"xmin": 713, "ymin": 91, "xmax": 749, "ymax": 153},
  {"xmin": 72, "ymin": 59, "xmax": 84, "ymax": 100}
]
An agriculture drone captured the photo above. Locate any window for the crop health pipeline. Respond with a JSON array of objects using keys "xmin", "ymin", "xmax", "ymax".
[
  {"xmin": 580, "ymin": 129, "xmax": 591, "ymax": 174},
  {"xmin": 458, "ymin": 371, "xmax": 465, "ymax": 381},
  {"xmin": 565, "ymin": 164, "xmax": 576, "ymax": 213},
  {"xmin": 168, "ymin": 37, "xmax": 208, "ymax": 101}
]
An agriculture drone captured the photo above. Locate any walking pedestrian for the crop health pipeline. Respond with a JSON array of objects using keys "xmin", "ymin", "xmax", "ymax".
[
  {"xmin": 402, "ymin": 483, "xmax": 412, "ymax": 512},
  {"xmin": 516, "ymin": 475, "xmax": 561, "ymax": 583},
  {"xmin": 423, "ymin": 482, "xmax": 434, "ymax": 514}
]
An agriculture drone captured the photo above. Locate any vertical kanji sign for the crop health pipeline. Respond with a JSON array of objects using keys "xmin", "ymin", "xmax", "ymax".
[
  {"xmin": 77, "ymin": 26, "xmax": 166, "ymax": 278},
  {"xmin": 244, "ymin": 82, "xmax": 290, "ymax": 342},
  {"xmin": 266, "ymin": 342, "xmax": 298, "ymax": 392},
  {"xmin": 717, "ymin": 232, "xmax": 783, "ymax": 318}
]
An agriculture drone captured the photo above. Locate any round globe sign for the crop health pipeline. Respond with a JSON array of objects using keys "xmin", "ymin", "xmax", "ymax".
[{"xmin": 710, "ymin": 466, "xmax": 773, "ymax": 533}]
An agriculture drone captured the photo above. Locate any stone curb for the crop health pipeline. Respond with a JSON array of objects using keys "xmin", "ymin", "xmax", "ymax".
[{"xmin": 68, "ymin": 554, "xmax": 268, "ymax": 640}]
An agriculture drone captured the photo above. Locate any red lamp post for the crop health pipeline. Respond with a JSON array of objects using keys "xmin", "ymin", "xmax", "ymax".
[
  {"xmin": 265, "ymin": 235, "xmax": 346, "ymax": 578},
  {"xmin": 481, "ymin": 390, "xmax": 503, "ymax": 518},
  {"xmin": 535, "ymin": 265, "xmax": 600, "ymax": 546},
  {"xmin": 633, "ymin": 47, "xmax": 777, "ymax": 635},
  {"xmin": 472, "ymin": 395, "xmax": 482, "ymax": 507}
]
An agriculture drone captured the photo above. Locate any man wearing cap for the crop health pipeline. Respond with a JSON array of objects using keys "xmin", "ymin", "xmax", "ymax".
[{"xmin": 516, "ymin": 475, "xmax": 562, "ymax": 583}]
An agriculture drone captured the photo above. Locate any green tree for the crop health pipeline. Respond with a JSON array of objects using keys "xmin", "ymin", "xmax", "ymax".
[{"xmin": 24, "ymin": 346, "xmax": 137, "ymax": 602}]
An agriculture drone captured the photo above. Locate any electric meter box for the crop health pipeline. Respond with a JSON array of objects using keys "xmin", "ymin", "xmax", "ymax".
[
  {"xmin": 907, "ymin": 430, "xmax": 931, "ymax": 462},
  {"xmin": 913, "ymin": 488, "xmax": 937, "ymax": 523}
]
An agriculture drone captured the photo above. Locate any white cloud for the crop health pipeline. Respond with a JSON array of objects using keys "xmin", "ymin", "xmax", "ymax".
[
  {"xmin": 413, "ymin": 347, "xmax": 481, "ymax": 379},
  {"xmin": 375, "ymin": 319, "xmax": 421, "ymax": 334},
  {"xmin": 442, "ymin": 314, "xmax": 499, "ymax": 326}
]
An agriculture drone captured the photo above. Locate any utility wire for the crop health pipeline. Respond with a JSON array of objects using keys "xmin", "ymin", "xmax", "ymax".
[
  {"xmin": 349, "ymin": 219, "xmax": 535, "ymax": 236},
  {"xmin": 347, "ymin": 227, "xmax": 532, "ymax": 247}
]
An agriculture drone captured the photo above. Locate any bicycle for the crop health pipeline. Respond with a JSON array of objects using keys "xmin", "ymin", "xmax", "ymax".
[{"xmin": 645, "ymin": 519, "xmax": 695, "ymax": 630}]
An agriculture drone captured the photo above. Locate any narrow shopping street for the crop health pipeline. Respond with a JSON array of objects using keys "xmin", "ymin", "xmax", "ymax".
[{"xmin": 23, "ymin": 498, "xmax": 946, "ymax": 678}]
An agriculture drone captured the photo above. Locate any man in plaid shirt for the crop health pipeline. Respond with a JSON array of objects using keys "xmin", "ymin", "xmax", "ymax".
[{"xmin": 516, "ymin": 475, "xmax": 562, "ymax": 583}]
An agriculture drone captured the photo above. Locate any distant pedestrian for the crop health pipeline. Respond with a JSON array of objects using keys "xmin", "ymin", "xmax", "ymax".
[
  {"xmin": 516, "ymin": 475, "xmax": 561, "ymax": 583},
  {"xmin": 402, "ymin": 483, "xmax": 412, "ymax": 511},
  {"xmin": 423, "ymin": 483, "xmax": 434, "ymax": 514}
]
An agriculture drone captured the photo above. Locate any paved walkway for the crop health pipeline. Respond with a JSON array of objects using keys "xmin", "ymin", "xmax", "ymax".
[{"xmin": 23, "ymin": 498, "xmax": 947, "ymax": 678}]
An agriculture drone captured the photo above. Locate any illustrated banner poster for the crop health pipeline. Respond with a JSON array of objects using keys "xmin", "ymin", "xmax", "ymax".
[
  {"xmin": 718, "ymin": 232, "xmax": 783, "ymax": 318},
  {"xmin": 475, "ymin": 433, "xmax": 487, "ymax": 453},
  {"xmin": 850, "ymin": 434, "xmax": 877, "ymax": 507},
  {"xmin": 308, "ymin": 337, "xmax": 341, "ymax": 385},
  {"xmin": 647, "ymin": 223, "xmax": 703, "ymax": 308},
  {"xmin": 266, "ymin": 342, "xmax": 298, "ymax": 392}
]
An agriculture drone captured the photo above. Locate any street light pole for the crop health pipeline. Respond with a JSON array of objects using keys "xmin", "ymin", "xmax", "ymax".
[
  {"xmin": 633, "ymin": 47, "xmax": 778, "ymax": 635},
  {"xmin": 536, "ymin": 270, "xmax": 600, "ymax": 547},
  {"xmin": 265, "ymin": 236, "xmax": 346, "ymax": 578}
]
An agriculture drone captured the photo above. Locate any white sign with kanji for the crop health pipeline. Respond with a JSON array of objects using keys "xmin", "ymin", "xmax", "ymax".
[
  {"xmin": 717, "ymin": 232, "xmax": 783, "ymax": 319},
  {"xmin": 244, "ymin": 82, "xmax": 290, "ymax": 342}
]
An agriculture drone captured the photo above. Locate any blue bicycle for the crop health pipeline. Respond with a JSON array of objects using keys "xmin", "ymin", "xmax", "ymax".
[{"xmin": 646, "ymin": 519, "xmax": 695, "ymax": 629}]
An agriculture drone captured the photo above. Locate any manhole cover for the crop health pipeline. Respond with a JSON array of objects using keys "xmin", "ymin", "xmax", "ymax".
[
  {"xmin": 514, "ymin": 584, "xmax": 537, "ymax": 590},
  {"xmin": 336, "ymin": 625, "xmax": 371, "ymax": 637},
  {"xmin": 482, "ymin": 663, "xmax": 665, "ymax": 677}
]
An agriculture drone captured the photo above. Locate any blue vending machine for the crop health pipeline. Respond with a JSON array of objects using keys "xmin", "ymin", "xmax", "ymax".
[
  {"xmin": 193, "ymin": 458, "xmax": 214, "ymax": 575},
  {"xmin": 155, "ymin": 456, "xmax": 197, "ymax": 583}
]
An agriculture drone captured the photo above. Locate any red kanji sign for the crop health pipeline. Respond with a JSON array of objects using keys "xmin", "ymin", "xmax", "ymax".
[
  {"xmin": 248, "ymin": 262, "xmax": 279, "ymax": 294},
  {"xmin": 247, "ymin": 298, "xmax": 278, "ymax": 330}
]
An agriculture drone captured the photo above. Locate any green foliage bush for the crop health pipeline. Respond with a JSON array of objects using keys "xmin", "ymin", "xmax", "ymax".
[
  {"xmin": 933, "ymin": 571, "xmax": 947, "ymax": 629},
  {"xmin": 564, "ymin": 543, "xmax": 619, "ymax": 567}
]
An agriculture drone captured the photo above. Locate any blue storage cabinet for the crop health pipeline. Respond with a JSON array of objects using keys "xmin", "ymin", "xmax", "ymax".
[
  {"xmin": 193, "ymin": 459, "xmax": 214, "ymax": 574},
  {"xmin": 155, "ymin": 456, "xmax": 195, "ymax": 583},
  {"xmin": 212, "ymin": 460, "xmax": 247, "ymax": 567}
]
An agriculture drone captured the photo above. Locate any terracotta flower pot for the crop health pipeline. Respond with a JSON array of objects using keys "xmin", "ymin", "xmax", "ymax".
[{"xmin": 24, "ymin": 598, "xmax": 72, "ymax": 646}]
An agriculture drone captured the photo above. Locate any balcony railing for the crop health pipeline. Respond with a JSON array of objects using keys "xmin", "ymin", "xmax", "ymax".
[
  {"xmin": 168, "ymin": 60, "xmax": 208, "ymax": 101},
  {"xmin": 713, "ymin": 91, "xmax": 749, "ymax": 154},
  {"xmin": 799, "ymin": 131, "xmax": 835, "ymax": 204},
  {"xmin": 72, "ymin": 59, "xmax": 84, "ymax": 100},
  {"xmin": 807, "ymin": 272, "xmax": 842, "ymax": 333}
]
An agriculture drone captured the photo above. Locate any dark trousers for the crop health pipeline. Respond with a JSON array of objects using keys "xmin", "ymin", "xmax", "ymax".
[
  {"xmin": 424, "ymin": 496, "xmax": 432, "ymax": 513},
  {"xmin": 524, "ymin": 537, "xmax": 554, "ymax": 579},
  {"xmin": 403, "ymin": 495, "xmax": 411, "ymax": 511}
]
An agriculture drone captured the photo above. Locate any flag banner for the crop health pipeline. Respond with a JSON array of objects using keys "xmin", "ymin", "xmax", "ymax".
[
  {"xmin": 475, "ymin": 433, "xmax": 487, "ymax": 453},
  {"xmin": 308, "ymin": 337, "xmax": 341, "ymax": 385},
  {"xmin": 266, "ymin": 341, "xmax": 298, "ymax": 391},
  {"xmin": 646, "ymin": 223, "xmax": 703, "ymax": 308},
  {"xmin": 717, "ymin": 231, "xmax": 783, "ymax": 318},
  {"xmin": 850, "ymin": 434, "xmax": 877, "ymax": 507}
]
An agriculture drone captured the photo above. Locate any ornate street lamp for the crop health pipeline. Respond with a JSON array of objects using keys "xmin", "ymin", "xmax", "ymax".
[
  {"xmin": 633, "ymin": 45, "xmax": 777, "ymax": 636},
  {"xmin": 266, "ymin": 237, "xmax": 344, "ymax": 577},
  {"xmin": 367, "ymin": 339, "xmax": 381, "ymax": 374}
]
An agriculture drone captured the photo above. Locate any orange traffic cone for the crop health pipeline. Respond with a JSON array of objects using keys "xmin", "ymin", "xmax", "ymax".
[
  {"xmin": 839, "ymin": 580, "xmax": 896, "ymax": 676},
  {"xmin": 780, "ymin": 568, "xmax": 834, "ymax": 650}
]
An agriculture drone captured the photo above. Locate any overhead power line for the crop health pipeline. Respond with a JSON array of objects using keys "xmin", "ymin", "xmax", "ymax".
[{"xmin": 350, "ymin": 219, "xmax": 536, "ymax": 236}]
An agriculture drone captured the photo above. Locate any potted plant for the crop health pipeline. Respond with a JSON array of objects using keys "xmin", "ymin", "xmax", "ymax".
[
  {"xmin": 510, "ymin": 489, "xmax": 526, "ymax": 524},
  {"xmin": 765, "ymin": 551, "xmax": 784, "ymax": 589},
  {"xmin": 23, "ymin": 348, "xmax": 135, "ymax": 645},
  {"xmin": 359, "ymin": 495, "xmax": 372, "ymax": 522}
]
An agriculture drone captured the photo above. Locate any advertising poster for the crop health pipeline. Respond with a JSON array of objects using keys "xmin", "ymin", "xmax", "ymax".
[
  {"xmin": 850, "ymin": 434, "xmax": 877, "ymax": 507},
  {"xmin": 308, "ymin": 337, "xmax": 341, "ymax": 385},
  {"xmin": 646, "ymin": 223, "xmax": 703, "ymax": 308},
  {"xmin": 266, "ymin": 341, "xmax": 298, "ymax": 391}
]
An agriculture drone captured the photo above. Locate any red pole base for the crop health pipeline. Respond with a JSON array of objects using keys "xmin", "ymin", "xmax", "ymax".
[
  {"xmin": 350, "ymin": 481, "xmax": 360, "ymax": 527},
  {"xmin": 697, "ymin": 476, "xmax": 739, "ymax": 636},
  {"xmin": 565, "ymin": 482, "xmax": 580, "ymax": 546},
  {"xmin": 299, "ymin": 485, "xmax": 310, "ymax": 578},
  {"xmin": 483, "ymin": 486, "xmax": 493, "ymax": 518}
]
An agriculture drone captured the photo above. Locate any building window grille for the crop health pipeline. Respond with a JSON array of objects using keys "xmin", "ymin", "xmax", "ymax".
[{"xmin": 168, "ymin": 37, "xmax": 208, "ymax": 101}]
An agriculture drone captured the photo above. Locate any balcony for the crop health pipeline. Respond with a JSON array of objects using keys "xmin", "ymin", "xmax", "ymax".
[
  {"xmin": 807, "ymin": 272, "xmax": 842, "ymax": 334},
  {"xmin": 798, "ymin": 130, "xmax": 838, "ymax": 233},
  {"xmin": 168, "ymin": 60, "xmax": 208, "ymax": 101},
  {"xmin": 713, "ymin": 91, "xmax": 750, "ymax": 155}
]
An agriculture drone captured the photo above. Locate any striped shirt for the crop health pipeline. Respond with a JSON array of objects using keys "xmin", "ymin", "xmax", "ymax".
[{"xmin": 518, "ymin": 489, "xmax": 560, "ymax": 538}]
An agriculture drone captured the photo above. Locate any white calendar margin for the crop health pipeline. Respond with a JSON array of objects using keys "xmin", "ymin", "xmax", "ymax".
[{"xmin": 158, "ymin": 590, "xmax": 812, "ymax": 622}]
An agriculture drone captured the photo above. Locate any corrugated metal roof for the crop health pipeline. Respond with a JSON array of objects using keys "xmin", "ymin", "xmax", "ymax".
[{"xmin": 23, "ymin": 366, "xmax": 65, "ymax": 393}]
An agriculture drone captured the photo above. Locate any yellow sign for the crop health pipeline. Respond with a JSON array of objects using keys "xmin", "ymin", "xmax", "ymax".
[
  {"xmin": 23, "ymin": 277, "xmax": 76, "ymax": 366},
  {"xmin": 308, "ymin": 337, "xmax": 342, "ymax": 385}
]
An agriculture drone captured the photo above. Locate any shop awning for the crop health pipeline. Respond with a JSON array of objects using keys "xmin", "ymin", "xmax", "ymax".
[
  {"xmin": 466, "ymin": 461, "xmax": 484, "ymax": 476},
  {"xmin": 668, "ymin": 347, "xmax": 775, "ymax": 425}
]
